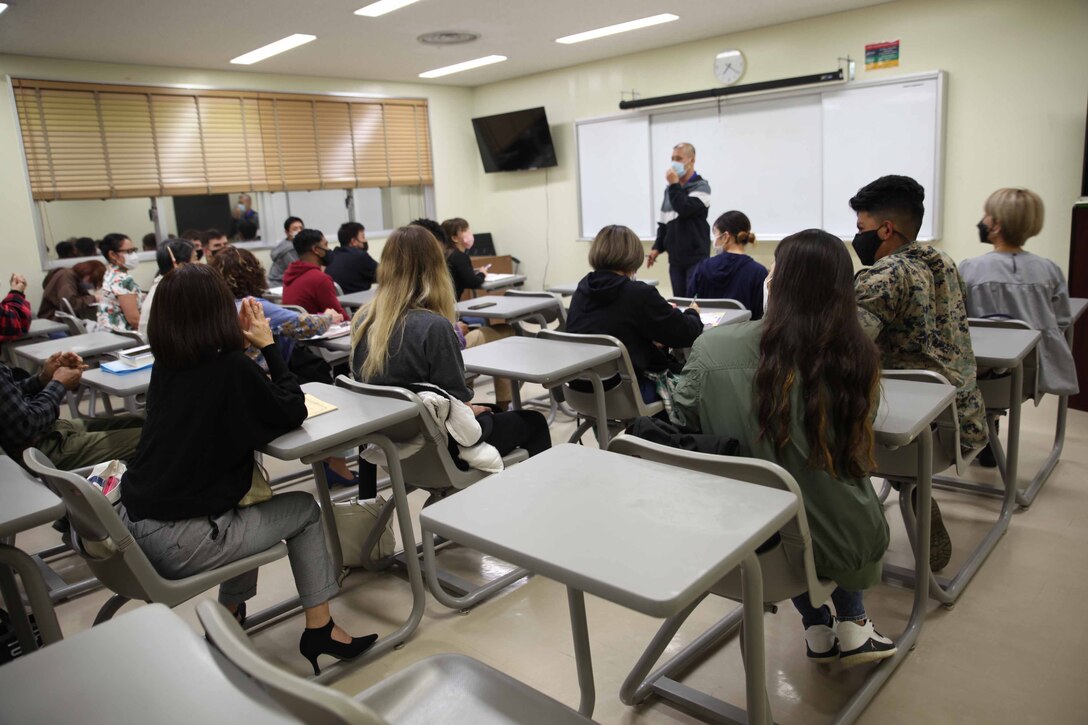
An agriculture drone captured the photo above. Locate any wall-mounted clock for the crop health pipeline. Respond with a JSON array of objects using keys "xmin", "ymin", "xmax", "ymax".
[{"xmin": 714, "ymin": 50, "xmax": 746, "ymax": 86}]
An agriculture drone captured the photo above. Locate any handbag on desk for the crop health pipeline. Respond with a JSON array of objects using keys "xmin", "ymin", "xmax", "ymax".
[{"xmin": 238, "ymin": 456, "xmax": 273, "ymax": 508}]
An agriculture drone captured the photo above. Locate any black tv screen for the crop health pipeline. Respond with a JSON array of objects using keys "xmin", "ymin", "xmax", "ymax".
[{"xmin": 472, "ymin": 107, "xmax": 557, "ymax": 173}]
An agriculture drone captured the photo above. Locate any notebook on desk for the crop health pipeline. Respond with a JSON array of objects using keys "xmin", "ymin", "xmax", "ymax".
[
  {"xmin": 306, "ymin": 322, "xmax": 351, "ymax": 341},
  {"xmin": 304, "ymin": 394, "xmax": 338, "ymax": 418},
  {"xmin": 484, "ymin": 273, "xmax": 518, "ymax": 282},
  {"xmin": 699, "ymin": 311, "xmax": 727, "ymax": 328}
]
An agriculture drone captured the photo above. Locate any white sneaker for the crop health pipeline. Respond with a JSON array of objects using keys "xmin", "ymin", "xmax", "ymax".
[
  {"xmin": 803, "ymin": 621, "xmax": 839, "ymax": 663},
  {"xmin": 836, "ymin": 619, "xmax": 897, "ymax": 667}
]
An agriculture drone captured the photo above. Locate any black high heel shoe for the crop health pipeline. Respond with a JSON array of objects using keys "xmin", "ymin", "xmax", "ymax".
[{"xmin": 298, "ymin": 620, "xmax": 378, "ymax": 676}]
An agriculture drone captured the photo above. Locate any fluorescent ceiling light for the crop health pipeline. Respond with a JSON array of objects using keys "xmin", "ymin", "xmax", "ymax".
[
  {"xmin": 556, "ymin": 13, "xmax": 679, "ymax": 44},
  {"xmin": 230, "ymin": 34, "xmax": 316, "ymax": 65},
  {"xmin": 0, "ymin": 4, "xmax": 9, "ymax": 15},
  {"xmin": 419, "ymin": 55, "xmax": 507, "ymax": 79},
  {"xmin": 355, "ymin": 0, "xmax": 424, "ymax": 17}
]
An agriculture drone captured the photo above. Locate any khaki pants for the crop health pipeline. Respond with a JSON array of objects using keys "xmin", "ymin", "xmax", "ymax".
[
  {"xmin": 464, "ymin": 324, "xmax": 515, "ymax": 404},
  {"xmin": 36, "ymin": 416, "xmax": 143, "ymax": 470}
]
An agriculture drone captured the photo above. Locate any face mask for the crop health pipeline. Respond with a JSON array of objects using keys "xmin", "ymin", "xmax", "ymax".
[
  {"xmin": 316, "ymin": 248, "xmax": 328, "ymax": 266},
  {"xmin": 670, "ymin": 161, "xmax": 686, "ymax": 177},
  {"xmin": 852, "ymin": 229, "xmax": 883, "ymax": 267},
  {"xmin": 462, "ymin": 233, "xmax": 475, "ymax": 250},
  {"xmin": 713, "ymin": 232, "xmax": 727, "ymax": 251},
  {"xmin": 237, "ymin": 203, "xmax": 246, "ymax": 214},
  {"xmin": 122, "ymin": 252, "xmax": 139, "ymax": 270},
  {"xmin": 977, "ymin": 220, "xmax": 992, "ymax": 245}
]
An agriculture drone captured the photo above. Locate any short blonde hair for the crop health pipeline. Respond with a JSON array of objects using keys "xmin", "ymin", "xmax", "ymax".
[
  {"xmin": 588, "ymin": 225, "xmax": 644, "ymax": 274},
  {"xmin": 985, "ymin": 188, "xmax": 1044, "ymax": 246}
]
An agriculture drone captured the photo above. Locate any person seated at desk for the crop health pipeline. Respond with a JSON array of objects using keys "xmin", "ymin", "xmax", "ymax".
[
  {"xmin": 351, "ymin": 225, "xmax": 551, "ymax": 467},
  {"xmin": 432, "ymin": 217, "xmax": 488, "ymax": 300},
  {"xmin": 201, "ymin": 229, "xmax": 230, "ymax": 260},
  {"xmin": 282, "ymin": 229, "xmax": 348, "ymax": 319},
  {"xmin": 689, "ymin": 210, "xmax": 768, "ymax": 320},
  {"xmin": 268, "ymin": 216, "xmax": 304, "ymax": 287},
  {"xmin": 673, "ymin": 229, "xmax": 895, "ymax": 668},
  {"xmin": 0, "ymin": 273, "xmax": 31, "ymax": 342},
  {"xmin": 566, "ymin": 224, "xmax": 703, "ymax": 404},
  {"xmin": 326, "ymin": 222, "xmax": 378, "ymax": 294},
  {"xmin": 212, "ymin": 246, "xmax": 358, "ymax": 487},
  {"xmin": 0, "ymin": 353, "xmax": 142, "ymax": 470},
  {"xmin": 119, "ymin": 264, "xmax": 377, "ymax": 675},
  {"xmin": 39, "ymin": 261, "xmax": 103, "ymax": 323},
  {"xmin": 850, "ymin": 175, "xmax": 986, "ymax": 573},
  {"xmin": 139, "ymin": 239, "xmax": 196, "ymax": 339},
  {"xmin": 960, "ymin": 187, "xmax": 1078, "ymax": 397},
  {"xmin": 96, "ymin": 233, "xmax": 143, "ymax": 333}
]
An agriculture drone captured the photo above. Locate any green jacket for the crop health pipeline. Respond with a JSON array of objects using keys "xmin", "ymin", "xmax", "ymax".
[{"xmin": 672, "ymin": 320, "xmax": 889, "ymax": 591}]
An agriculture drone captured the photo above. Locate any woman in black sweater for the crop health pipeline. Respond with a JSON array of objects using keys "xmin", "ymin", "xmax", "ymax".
[
  {"xmin": 411, "ymin": 217, "xmax": 486, "ymax": 300},
  {"xmin": 566, "ymin": 224, "xmax": 704, "ymax": 403},
  {"xmin": 119, "ymin": 264, "xmax": 376, "ymax": 675}
]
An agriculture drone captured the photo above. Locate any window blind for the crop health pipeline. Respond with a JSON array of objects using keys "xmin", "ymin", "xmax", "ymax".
[{"xmin": 12, "ymin": 79, "xmax": 433, "ymax": 201}]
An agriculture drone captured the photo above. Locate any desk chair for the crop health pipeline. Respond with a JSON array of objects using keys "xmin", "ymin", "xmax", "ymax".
[
  {"xmin": 282, "ymin": 304, "xmax": 309, "ymax": 315},
  {"xmin": 23, "ymin": 449, "xmax": 288, "ymax": 625},
  {"xmin": 536, "ymin": 330, "xmax": 664, "ymax": 446},
  {"xmin": 335, "ymin": 377, "xmax": 531, "ymax": 610},
  {"xmin": 873, "ymin": 371, "xmax": 992, "ymax": 606},
  {"xmin": 606, "ymin": 435, "xmax": 832, "ymax": 724},
  {"xmin": 196, "ymin": 600, "xmax": 592, "ymax": 725},
  {"xmin": 56, "ymin": 298, "xmax": 89, "ymax": 336},
  {"xmin": 500, "ymin": 291, "xmax": 571, "ymax": 421},
  {"xmin": 667, "ymin": 296, "xmax": 745, "ymax": 310}
]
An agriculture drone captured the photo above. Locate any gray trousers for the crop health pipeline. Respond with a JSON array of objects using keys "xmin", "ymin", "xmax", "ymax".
[{"xmin": 121, "ymin": 491, "xmax": 338, "ymax": 609}]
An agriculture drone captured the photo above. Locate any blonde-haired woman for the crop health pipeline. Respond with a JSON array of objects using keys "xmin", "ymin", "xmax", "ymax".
[
  {"xmin": 959, "ymin": 188, "xmax": 1078, "ymax": 397},
  {"xmin": 351, "ymin": 226, "xmax": 551, "ymax": 461}
]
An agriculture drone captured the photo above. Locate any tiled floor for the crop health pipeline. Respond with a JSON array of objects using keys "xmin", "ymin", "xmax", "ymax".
[{"xmin": 14, "ymin": 381, "xmax": 1088, "ymax": 723}]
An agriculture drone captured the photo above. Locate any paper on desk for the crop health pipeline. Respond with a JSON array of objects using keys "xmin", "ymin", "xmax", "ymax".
[
  {"xmin": 305, "ymin": 394, "xmax": 338, "ymax": 418},
  {"xmin": 699, "ymin": 311, "xmax": 725, "ymax": 328},
  {"xmin": 306, "ymin": 322, "xmax": 351, "ymax": 340},
  {"xmin": 101, "ymin": 358, "xmax": 153, "ymax": 375},
  {"xmin": 484, "ymin": 273, "xmax": 517, "ymax": 282}
]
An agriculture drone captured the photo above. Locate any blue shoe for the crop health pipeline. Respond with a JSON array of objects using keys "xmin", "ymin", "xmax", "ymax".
[{"xmin": 322, "ymin": 462, "xmax": 360, "ymax": 489}]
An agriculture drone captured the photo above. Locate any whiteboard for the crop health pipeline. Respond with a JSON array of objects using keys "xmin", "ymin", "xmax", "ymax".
[
  {"xmin": 822, "ymin": 79, "xmax": 941, "ymax": 239},
  {"xmin": 650, "ymin": 94, "xmax": 822, "ymax": 238},
  {"xmin": 575, "ymin": 72, "xmax": 946, "ymax": 242},
  {"xmin": 577, "ymin": 115, "xmax": 653, "ymax": 238}
]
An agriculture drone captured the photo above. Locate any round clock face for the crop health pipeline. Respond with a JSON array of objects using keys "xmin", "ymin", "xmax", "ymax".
[{"xmin": 714, "ymin": 50, "xmax": 745, "ymax": 86}]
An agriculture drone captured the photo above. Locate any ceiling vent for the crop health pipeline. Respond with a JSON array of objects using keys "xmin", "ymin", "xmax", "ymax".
[{"xmin": 417, "ymin": 31, "xmax": 479, "ymax": 45}]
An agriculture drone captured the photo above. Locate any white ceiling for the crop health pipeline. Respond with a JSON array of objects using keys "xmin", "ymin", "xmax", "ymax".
[{"xmin": 0, "ymin": 0, "xmax": 893, "ymax": 87}]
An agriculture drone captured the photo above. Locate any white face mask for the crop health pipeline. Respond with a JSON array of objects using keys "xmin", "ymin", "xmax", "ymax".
[
  {"xmin": 122, "ymin": 252, "xmax": 140, "ymax": 270},
  {"xmin": 462, "ymin": 233, "xmax": 475, "ymax": 250}
]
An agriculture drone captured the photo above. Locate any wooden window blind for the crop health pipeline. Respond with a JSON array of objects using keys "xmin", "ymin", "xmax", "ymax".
[{"xmin": 12, "ymin": 79, "xmax": 433, "ymax": 201}]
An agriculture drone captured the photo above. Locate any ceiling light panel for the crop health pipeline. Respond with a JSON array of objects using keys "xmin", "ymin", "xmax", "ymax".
[
  {"xmin": 230, "ymin": 34, "xmax": 317, "ymax": 65},
  {"xmin": 355, "ymin": 0, "xmax": 424, "ymax": 18},
  {"xmin": 419, "ymin": 55, "xmax": 507, "ymax": 79},
  {"xmin": 556, "ymin": 13, "xmax": 679, "ymax": 44}
]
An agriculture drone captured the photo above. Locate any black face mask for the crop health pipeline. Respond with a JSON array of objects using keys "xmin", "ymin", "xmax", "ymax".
[
  {"xmin": 977, "ymin": 220, "xmax": 991, "ymax": 245},
  {"xmin": 852, "ymin": 229, "xmax": 883, "ymax": 266}
]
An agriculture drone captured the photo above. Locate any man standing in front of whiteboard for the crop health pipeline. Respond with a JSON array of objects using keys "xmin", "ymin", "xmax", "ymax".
[{"xmin": 647, "ymin": 142, "xmax": 712, "ymax": 296}]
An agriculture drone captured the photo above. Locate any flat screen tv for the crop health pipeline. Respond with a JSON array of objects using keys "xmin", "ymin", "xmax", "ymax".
[{"xmin": 472, "ymin": 106, "xmax": 557, "ymax": 173}]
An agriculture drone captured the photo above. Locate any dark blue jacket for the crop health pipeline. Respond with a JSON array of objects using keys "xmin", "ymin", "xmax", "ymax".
[{"xmin": 689, "ymin": 253, "xmax": 768, "ymax": 320}]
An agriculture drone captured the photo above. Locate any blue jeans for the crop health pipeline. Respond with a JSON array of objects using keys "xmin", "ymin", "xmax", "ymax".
[{"xmin": 792, "ymin": 588, "xmax": 866, "ymax": 626}]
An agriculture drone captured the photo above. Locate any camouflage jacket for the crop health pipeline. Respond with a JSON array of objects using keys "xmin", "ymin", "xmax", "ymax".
[{"xmin": 855, "ymin": 242, "xmax": 988, "ymax": 453}]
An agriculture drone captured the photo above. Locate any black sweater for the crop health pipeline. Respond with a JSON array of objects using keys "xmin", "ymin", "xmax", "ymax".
[
  {"xmin": 326, "ymin": 246, "xmax": 378, "ymax": 294},
  {"xmin": 120, "ymin": 345, "xmax": 307, "ymax": 521},
  {"xmin": 566, "ymin": 272, "xmax": 704, "ymax": 379},
  {"xmin": 446, "ymin": 248, "xmax": 484, "ymax": 300}
]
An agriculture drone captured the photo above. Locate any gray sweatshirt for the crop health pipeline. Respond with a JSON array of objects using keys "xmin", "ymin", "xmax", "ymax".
[
  {"xmin": 959, "ymin": 250, "xmax": 1078, "ymax": 396},
  {"xmin": 267, "ymin": 239, "xmax": 299, "ymax": 287},
  {"xmin": 350, "ymin": 309, "xmax": 471, "ymax": 401}
]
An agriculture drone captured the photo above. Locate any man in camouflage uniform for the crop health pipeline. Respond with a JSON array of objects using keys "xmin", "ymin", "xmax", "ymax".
[{"xmin": 849, "ymin": 175, "xmax": 987, "ymax": 572}]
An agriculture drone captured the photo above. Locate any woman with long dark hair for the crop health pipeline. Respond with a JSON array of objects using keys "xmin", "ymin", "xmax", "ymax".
[
  {"xmin": 673, "ymin": 229, "xmax": 894, "ymax": 668},
  {"xmin": 119, "ymin": 264, "xmax": 376, "ymax": 675}
]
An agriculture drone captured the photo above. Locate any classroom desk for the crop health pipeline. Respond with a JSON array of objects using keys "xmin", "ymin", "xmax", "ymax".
[
  {"xmin": 23, "ymin": 318, "xmax": 68, "ymax": 340},
  {"xmin": 338, "ymin": 288, "xmax": 377, "ymax": 310},
  {"xmin": 265, "ymin": 286, "xmax": 283, "ymax": 302},
  {"xmin": 884, "ymin": 328, "xmax": 1040, "ymax": 611},
  {"xmin": 0, "ymin": 455, "xmax": 65, "ymax": 655},
  {"xmin": 455, "ymin": 295, "xmax": 559, "ymax": 325},
  {"xmin": 481, "ymin": 273, "xmax": 527, "ymax": 291},
  {"xmin": 79, "ymin": 366, "xmax": 151, "ymax": 416},
  {"xmin": 0, "ymin": 604, "xmax": 298, "ymax": 724},
  {"xmin": 548, "ymin": 279, "xmax": 658, "ymax": 296},
  {"xmin": 12, "ymin": 331, "xmax": 131, "ymax": 368},
  {"xmin": 419, "ymin": 444, "xmax": 797, "ymax": 723},
  {"xmin": 460, "ymin": 336, "xmax": 621, "ymax": 448},
  {"xmin": 1009, "ymin": 296, "xmax": 1088, "ymax": 507},
  {"xmin": 822, "ymin": 377, "xmax": 957, "ymax": 724},
  {"xmin": 259, "ymin": 381, "xmax": 424, "ymax": 683}
]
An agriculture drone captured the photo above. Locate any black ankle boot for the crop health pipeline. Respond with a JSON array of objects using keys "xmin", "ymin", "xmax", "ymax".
[{"xmin": 298, "ymin": 620, "xmax": 378, "ymax": 676}]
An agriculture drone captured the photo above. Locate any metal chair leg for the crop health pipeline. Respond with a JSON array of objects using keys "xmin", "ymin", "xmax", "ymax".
[{"xmin": 93, "ymin": 593, "xmax": 130, "ymax": 625}]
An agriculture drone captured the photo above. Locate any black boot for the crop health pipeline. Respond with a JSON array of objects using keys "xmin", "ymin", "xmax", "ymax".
[{"xmin": 298, "ymin": 620, "xmax": 378, "ymax": 676}]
